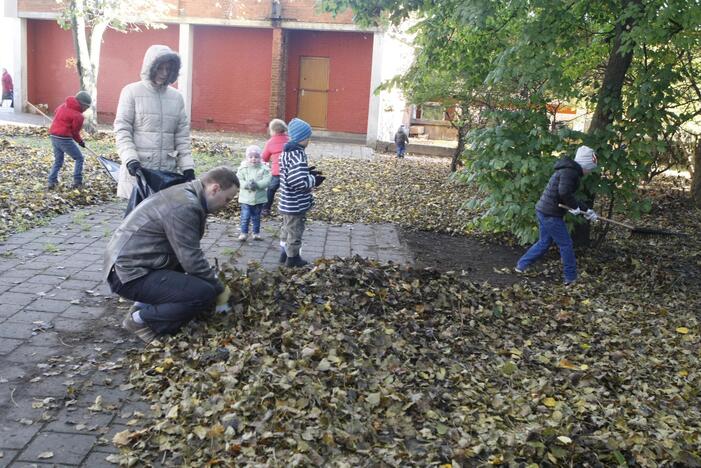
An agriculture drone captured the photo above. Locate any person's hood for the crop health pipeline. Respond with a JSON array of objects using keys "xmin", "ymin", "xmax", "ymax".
[
  {"xmin": 65, "ymin": 96, "xmax": 83, "ymax": 112},
  {"xmin": 554, "ymin": 157, "xmax": 583, "ymax": 176},
  {"xmin": 140, "ymin": 45, "xmax": 181, "ymax": 86}
]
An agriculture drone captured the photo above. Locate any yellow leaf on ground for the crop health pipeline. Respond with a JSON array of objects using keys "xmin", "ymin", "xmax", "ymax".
[
  {"xmin": 557, "ymin": 436, "xmax": 573, "ymax": 444},
  {"xmin": 113, "ymin": 430, "xmax": 131, "ymax": 446},
  {"xmin": 543, "ymin": 397, "xmax": 557, "ymax": 408},
  {"xmin": 676, "ymin": 327, "xmax": 689, "ymax": 334}
]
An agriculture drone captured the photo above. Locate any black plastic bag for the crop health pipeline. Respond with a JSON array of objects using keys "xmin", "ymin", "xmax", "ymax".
[{"xmin": 124, "ymin": 168, "xmax": 189, "ymax": 217}]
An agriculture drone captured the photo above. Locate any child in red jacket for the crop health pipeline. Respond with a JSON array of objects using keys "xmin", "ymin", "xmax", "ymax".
[
  {"xmin": 261, "ymin": 119, "xmax": 289, "ymax": 216},
  {"xmin": 47, "ymin": 91, "xmax": 91, "ymax": 189}
]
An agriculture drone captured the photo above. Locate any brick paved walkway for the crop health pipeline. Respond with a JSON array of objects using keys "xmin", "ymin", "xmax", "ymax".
[{"xmin": 0, "ymin": 202, "xmax": 412, "ymax": 467}]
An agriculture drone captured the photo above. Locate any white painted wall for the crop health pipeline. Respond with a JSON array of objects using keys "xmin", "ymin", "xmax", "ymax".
[
  {"xmin": 366, "ymin": 24, "xmax": 415, "ymax": 145},
  {"xmin": 1, "ymin": 8, "xmax": 23, "ymax": 111}
]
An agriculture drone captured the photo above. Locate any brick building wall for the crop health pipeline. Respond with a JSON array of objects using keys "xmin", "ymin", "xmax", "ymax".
[
  {"xmin": 26, "ymin": 19, "xmax": 178, "ymax": 121},
  {"xmin": 19, "ymin": 0, "xmax": 355, "ymax": 24},
  {"xmin": 190, "ymin": 26, "xmax": 273, "ymax": 133},
  {"xmin": 285, "ymin": 30, "xmax": 373, "ymax": 134}
]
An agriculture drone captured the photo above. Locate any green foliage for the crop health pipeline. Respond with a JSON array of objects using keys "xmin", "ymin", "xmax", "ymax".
[
  {"xmin": 324, "ymin": 0, "xmax": 701, "ymax": 240},
  {"xmin": 459, "ymin": 109, "xmax": 562, "ymax": 244}
]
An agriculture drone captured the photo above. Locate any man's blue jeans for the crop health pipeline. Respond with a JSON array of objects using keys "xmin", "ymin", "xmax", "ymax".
[
  {"xmin": 240, "ymin": 203, "xmax": 263, "ymax": 234},
  {"xmin": 108, "ymin": 268, "xmax": 218, "ymax": 336},
  {"xmin": 517, "ymin": 211, "xmax": 577, "ymax": 283},
  {"xmin": 48, "ymin": 136, "xmax": 84, "ymax": 185}
]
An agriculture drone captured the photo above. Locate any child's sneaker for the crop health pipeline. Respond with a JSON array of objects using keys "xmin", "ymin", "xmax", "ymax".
[
  {"xmin": 279, "ymin": 248, "xmax": 287, "ymax": 264},
  {"xmin": 261, "ymin": 208, "xmax": 271, "ymax": 217},
  {"xmin": 514, "ymin": 267, "xmax": 524, "ymax": 274},
  {"xmin": 237, "ymin": 233, "xmax": 247, "ymax": 241},
  {"xmin": 252, "ymin": 234, "xmax": 263, "ymax": 241}
]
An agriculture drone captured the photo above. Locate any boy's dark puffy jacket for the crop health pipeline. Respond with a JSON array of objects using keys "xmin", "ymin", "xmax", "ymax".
[
  {"xmin": 394, "ymin": 130, "xmax": 408, "ymax": 145},
  {"xmin": 49, "ymin": 96, "xmax": 84, "ymax": 144},
  {"xmin": 535, "ymin": 157, "xmax": 589, "ymax": 217}
]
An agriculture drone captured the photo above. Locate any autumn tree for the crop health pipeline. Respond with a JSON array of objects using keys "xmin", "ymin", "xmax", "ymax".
[
  {"xmin": 56, "ymin": 0, "xmax": 172, "ymax": 131},
  {"xmin": 324, "ymin": 0, "xmax": 701, "ymax": 242}
]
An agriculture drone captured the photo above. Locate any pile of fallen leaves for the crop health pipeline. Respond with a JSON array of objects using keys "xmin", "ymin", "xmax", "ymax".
[
  {"xmin": 117, "ymin": 251, "xmax": 700, "ymax": 466},
  {"xmin": 219, "ymin": 157, "xmax": 478, "ymax": 235},
  {"xmin": 0, "ymin": 128, "xmax": 116, "ymax": 240}
]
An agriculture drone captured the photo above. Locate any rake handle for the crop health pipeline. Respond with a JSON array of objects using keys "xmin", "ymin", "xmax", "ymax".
[
  {"xmin": 28, "ymin": 100, "xmax": 101, "ymax": 158},
  {"xmin": 557, "ymin": 204, "xmax": 635, "ymax": 230}
]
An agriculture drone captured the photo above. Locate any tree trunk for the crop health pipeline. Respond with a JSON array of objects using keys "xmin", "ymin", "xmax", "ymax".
[
  {"xmin": 451, "ymin": 123, "xmax": 468, "ymax": 172},
  {"xmin": 71, "ymin": 0, "xmax": 101, "ymax": 132},
  {"xmin": 692, "ymin": 139, "xmax": 701, "ymax": 208},
  {"xmin": 576, "ymin": 0, "xmax": 641, "ymax": 246},
  {"xmin": 587, "ymin": 0, "xmax": 641, "ymax": 134}
]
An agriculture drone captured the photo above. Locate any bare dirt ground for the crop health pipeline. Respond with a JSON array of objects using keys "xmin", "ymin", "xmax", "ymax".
[{"xmin": 399, "ymin": 229, "xmax": 526, "ymax": 286}]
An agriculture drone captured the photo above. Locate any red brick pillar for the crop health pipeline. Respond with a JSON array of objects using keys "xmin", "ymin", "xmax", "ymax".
[{"xmin": 269, "ymin": 27, "xmax": 287, "ymax": 121}]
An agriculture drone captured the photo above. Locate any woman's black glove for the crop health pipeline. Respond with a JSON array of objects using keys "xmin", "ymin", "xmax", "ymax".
[
  {"xmin": 183, "ymin": 169, "xmax": 196, "ymax": 181},
  {"xmin": 126, "ymin": 160, "xmax": 142, "ymax": 176}
]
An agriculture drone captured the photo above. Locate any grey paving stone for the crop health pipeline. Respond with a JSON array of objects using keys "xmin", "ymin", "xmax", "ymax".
[
  {"xmin": 20, "ymin": 299, "xmax": 70, "ymax": 314},
  {"xmin": 0, "ymin": 421, "xmax": 41, "ymax": 450},
  {"xmin": 56, "ymin": 279, "xmax": 101, "ymax": 291},
  {"xmin": 0, "ymin": 292, "xmax": 36, "ymax": 306},
  {"xmin": 81, "ymin": 451, "xmax": 119, "ymax": 467},
  {"xmin": 0, "ymin": 304, "xmax": 23, "ymax": 320},
  {"xmin": 8, "ymin": 283, "xmax": 53, "ymax": 295},
  {"xmin": 4, "ymin": 344, "xmax": 61, "ymax": 363},
  {"xmin": 25, "ymin": 275, "xmax": 65, "ymax": 287},
  {"xmin": 9, "ymin": 311, "xmax": 57, "ymax": 324},
  {"xmin": 24, "ymin": 332, "xmax": 64, "ymax": 348},
  {"xmin": 18, "ymin": 431, "xmax": 96, "ymax": 465},
  {"xmin": 0, "ymin": 448, "xmax": 18, "ymax": 467},
  {"xmin": 38, "ymin": 289, "xmax": 83, "ymax": 302},
  {"xmin": 0, "ymin": 338, "xmax": 23, "ymax": 355},
  {"xmin": 0, "ymin": 322, "xmax": 35, "ymax": 340},
  {"xmin": 43, "ymin": 406, "xmax": 114, "ymax": 434},
  {"xmin": 59, "ymin": 306, "xmax": 105, "ymax": 320}
]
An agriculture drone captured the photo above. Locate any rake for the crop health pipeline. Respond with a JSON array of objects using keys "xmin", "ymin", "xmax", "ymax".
[
  {"xmin": 27, "ymin": 101, "xmax": 121, "ymax": 183},
  {"xmin": 558, "ymin": 204, "xmax": 687, "ymax": 237}
]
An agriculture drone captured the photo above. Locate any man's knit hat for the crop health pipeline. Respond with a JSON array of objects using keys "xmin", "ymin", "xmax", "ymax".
[
  {"xmin": 574, "ymin": 145, "xmax": 597, "ymax": 172},
  {"xmin": 75, "ymin": 91, "xmax": 92, "ymax": 107},
  {"xmin": 288, "ymin": 118, "xmax": 312, "ymax": 143}
]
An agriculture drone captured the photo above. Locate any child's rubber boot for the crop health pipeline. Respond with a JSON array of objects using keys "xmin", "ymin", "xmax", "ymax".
[{"xmin": 285, "ymin": 255, "xmax": 308, "ymax": 268}]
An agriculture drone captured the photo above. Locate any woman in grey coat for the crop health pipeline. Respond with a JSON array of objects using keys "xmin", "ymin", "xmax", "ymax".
[{"xmin": 114, "ymin": 44, "xmax": 195, "ymax": 199}]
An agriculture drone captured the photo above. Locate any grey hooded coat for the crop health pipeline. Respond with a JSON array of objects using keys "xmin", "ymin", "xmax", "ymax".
[{"xmin": 114, "ymin": 45, "xmax": 194, "ymax": 198}]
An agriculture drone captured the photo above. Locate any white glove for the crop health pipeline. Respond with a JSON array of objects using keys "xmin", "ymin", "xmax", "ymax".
[
  {"xmin": 568, "ymin": 207, "xmax": 582, "ymax": 216},
  {"xmin": 584, "ymin": 209, "xmax": 598, "ymax": 221},
  {"xmin": 215, "ymin": 286, "xmax": 231, "ymax": 313}
]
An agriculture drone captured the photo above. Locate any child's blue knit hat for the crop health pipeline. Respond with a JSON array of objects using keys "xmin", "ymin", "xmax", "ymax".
[{"xmin": 288, "ymin": 118, "xmax": 312, "ymax": 143}]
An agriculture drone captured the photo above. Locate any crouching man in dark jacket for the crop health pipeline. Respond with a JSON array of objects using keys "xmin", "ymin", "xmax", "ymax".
[
  {"xmin": 515, "ymin": 146, "xmax": 599, "ymax": 285},
  {"xmin": 104, "ymin": 166, "xmax": 239, "ymax": 343}
]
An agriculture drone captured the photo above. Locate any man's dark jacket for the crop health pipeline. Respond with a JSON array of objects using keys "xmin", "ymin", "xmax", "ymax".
[
  {"xmin": 103, "ymin": 180, "xmax": 222, "ymax": 293},
  {"xmin": 535, "ymin": 158, "xmax": 589, "ymax": 217}
]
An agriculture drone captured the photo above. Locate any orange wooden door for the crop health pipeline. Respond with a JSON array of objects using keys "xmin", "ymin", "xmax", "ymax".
[{"xmin": 298, "ymin": 57, "xmax": 329, "ymax": 128}]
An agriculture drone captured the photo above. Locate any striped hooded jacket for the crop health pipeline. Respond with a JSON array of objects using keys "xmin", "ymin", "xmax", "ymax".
[{"xmin": 278, "ymin": 141, "xmax": 316, "ymax": 215}]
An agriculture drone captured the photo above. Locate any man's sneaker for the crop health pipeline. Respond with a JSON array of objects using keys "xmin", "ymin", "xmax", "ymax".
[
  {"xmin": 261, "ymin": 208, "xmax": 271, "ymax": 217},
  {"xmin": 71, "ymin": 182, "xmax": 83, "ymax": 189},
  {"xmin": 238, "ymin": 233, "xmax": 247, "ymax": 241},
  {"xmin": 285, "ymin": 255, "xmax": 309, "ymax": 268},
  {"xmin": 564, "ymin": 279, "xmax": 577, "ymax": 286},
  {"xmin": 122, "ymin": 313, "xmax": 156, "ymax": 344},
  {"xmin": 47, "ymin": 182, "xmax": 57, "ymax": 191},
  {"xmin": 279, "ymin": 249, "xmax": 288, "ymax": 264},
  {"xmin": 252, "ymin": 234, "xmax": 263, "ymax": 241}
]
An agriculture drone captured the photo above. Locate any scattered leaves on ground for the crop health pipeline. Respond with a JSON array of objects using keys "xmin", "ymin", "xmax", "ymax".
[{"xmin": 116, "ymin": 250, "xmax": 700, "ymax": 466}]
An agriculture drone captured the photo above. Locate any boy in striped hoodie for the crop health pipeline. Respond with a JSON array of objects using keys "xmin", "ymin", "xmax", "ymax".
[{"xmin": 277, "ymin": 118, "xmax": 325, "ymax": 267}]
